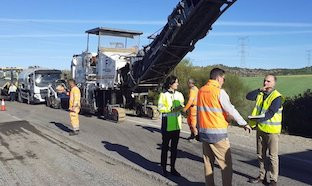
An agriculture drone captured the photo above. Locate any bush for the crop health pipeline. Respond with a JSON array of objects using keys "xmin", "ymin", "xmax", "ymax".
[
  {"xmin": 223, "ymin": 74, "xmax": 254, "ymax": 119},
  {"xmin": 173, "ymin": 59, "xmax": 251, "ymax": 120},
  {"xmin": 282, "ymin": 89, "xmax": 312, "ymax": 137}
]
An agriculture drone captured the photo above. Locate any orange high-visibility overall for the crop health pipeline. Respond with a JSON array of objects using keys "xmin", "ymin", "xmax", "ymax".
[{"xmin": 184, "ymin": 86, "xmax": 198, "ymax": 135}]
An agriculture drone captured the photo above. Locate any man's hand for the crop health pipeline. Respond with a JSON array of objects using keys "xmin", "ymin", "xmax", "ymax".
[
  {"xmin": 243, "ymin": 125, "xmax": 252, "ymax": 133},
  {"xmin": 260, "ymin": 85, "xmax": 269, "ymax": 92},
  {"xmin": 69, "ymin": 107, "xmax": 77, "ymax": 113},
  {"xmin": 226, "ymin": 114, "xmax": 234, "ymax": 122},
  {"xmin": 172, "ymin": 105, "xmax": 184, "ymax": 112}
]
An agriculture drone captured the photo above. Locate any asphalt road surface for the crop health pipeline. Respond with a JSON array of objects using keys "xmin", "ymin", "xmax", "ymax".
[{"xmin": 1, "ymin": 101, "xmax": 312, "ymax": 186}]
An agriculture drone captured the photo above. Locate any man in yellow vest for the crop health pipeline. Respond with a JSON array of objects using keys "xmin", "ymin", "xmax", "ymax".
[
  {"xmin": 183, "ymin": 78, "xmax": 198, "ymax": 141},
  {"xmin": 68, "ymin": 79, "xmax": 81, "ymax": 136},
  {"xmin": 197, "ymin": 68, "xmax": 251, "ymax": 186},
  {"xmin": 247, "ymin": 74, "xmax": 283, "ymax": 186}
]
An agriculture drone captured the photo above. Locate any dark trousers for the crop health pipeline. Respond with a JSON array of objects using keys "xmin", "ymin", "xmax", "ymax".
[
  {"xmin": 10, "ymin": 92, "xmax": 16, "ymax": 101},
  {"xmin": 161, "ymin": 130, "xmax": 180, "ymax": 169}
]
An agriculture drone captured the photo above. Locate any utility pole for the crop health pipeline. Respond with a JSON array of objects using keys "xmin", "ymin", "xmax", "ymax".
[
  {"xmin": 306, "ymin": 49, "xmax": 311, "ymax": 72},
  {"xmin": 238, "ymin": 37, "xmax": 248, "ymax": 68}
]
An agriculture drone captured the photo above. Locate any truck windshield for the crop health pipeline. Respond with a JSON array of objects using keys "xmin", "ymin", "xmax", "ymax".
[
  {"xmin": 0, "ymin": 71, "xmax": 18, "ymax": 80},
  {"xmin": 35, "ymin": 73, "xmax": 61, "ymax": 87}
]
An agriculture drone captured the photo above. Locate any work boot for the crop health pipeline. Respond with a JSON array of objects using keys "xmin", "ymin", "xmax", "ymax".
[
  {"xmin": 170, "ymin": 168, "xmax": 181, "ymax": 177},
  {"xmin": 248, "ymin": 176, "xmax": 266, "ymax": 184},
  {"xmin": 162, "ymin": 167, "xmax": 169, "ymax": 177},
  {"xmin": 187, "ymin": 133, "xmax": 195, "ymax": 141},
  {"xmin": 269, "ymin": 180, "xmax": 277, "ymax": 186},
  {"xmin": 69, "ymin": 130, "xmax": 79, "ymax": 136}
]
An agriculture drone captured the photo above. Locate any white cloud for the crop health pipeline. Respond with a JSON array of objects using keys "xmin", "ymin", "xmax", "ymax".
[
  {"xmin": 216, "ymin": 21, "xmax": 312, "ymax": 28},
  {"xmin": 1, "ymin": 18, "xmax": 312, "ymax": 28},
  {"xmin": 0, "ymin": 18, "xmax": 165, "ymax": 25},
  {"xmin": 0, "ymin": 34, "xmax": 84, "ymax": 38},
  {"xmin": 211, "ymin": 30, "xmax": 312, "ymax": 36}
]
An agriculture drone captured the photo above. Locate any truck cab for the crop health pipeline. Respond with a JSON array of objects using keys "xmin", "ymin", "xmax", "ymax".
[{"xmin": 18, "ymin": 67, "xmax": 62, "ymax": 104}]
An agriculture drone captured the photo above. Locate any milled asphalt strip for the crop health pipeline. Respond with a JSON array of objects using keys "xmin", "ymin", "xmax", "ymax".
[
  {"xmin": 126, "ymin": 118, "xmax": 312, "ymax": 166},
  {"xmin": 6, "ymin": 113, "xmax": 175, "ymax": 186}
]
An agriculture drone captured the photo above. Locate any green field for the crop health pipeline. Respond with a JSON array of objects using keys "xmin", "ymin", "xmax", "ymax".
[{"xmin": 241, "ymin": 75, "xmax": 312, "ymax": 98}]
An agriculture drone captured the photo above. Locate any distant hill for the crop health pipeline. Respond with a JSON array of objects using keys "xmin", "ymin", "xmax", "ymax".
[{"xmin": 195, "ymin": 64, "xmax": 312, "ymax": 77}]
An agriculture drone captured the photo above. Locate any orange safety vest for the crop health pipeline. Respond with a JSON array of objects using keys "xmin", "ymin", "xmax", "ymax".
[
  {"xmin": 197, "ymin": 80, "xmax": 228, "ymax": 143},
  {"xmin": 184, "ymin": 86, "xmax": 198, "ymax": 116}
]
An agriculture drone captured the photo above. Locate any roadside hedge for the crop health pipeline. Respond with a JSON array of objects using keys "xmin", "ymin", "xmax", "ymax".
[{"xmin": 282, "ymin": 89, "xmax": 312, "ymax": 137}]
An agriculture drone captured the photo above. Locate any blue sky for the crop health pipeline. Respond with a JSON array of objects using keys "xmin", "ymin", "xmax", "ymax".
[{"xmin": 0, "ymin": 0, "xmax": 312, "ymax": 70}]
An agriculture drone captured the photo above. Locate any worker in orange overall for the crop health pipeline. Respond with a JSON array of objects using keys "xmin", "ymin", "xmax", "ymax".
[
  {"xmin": 68, "ymin": 79, "xmax": 81, "ymax": 136},
  {"xmin": 183, "ymin": 79, "xmax": 199, "ymax": 141}
]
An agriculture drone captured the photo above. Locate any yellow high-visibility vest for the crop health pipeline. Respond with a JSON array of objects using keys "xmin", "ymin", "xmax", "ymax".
[
  {"xmin": 158, "ymin": 91, "xmax": 184, "ymax": 131},
  {"xmin": 249, "ymin": 90, "xmax": 284, "ymax": 134}
]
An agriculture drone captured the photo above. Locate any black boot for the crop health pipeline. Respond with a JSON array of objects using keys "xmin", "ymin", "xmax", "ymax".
[
  {"xmin": 187, "ymin": 133, "xmax": 195, "ymax": 140},
  {"xmin": 162, "ymin": 166, "xmax": 169, "ymax": 177},
  {"xmin": 171, "ymin": 167, "xmax": 181, "ymax": 177}
]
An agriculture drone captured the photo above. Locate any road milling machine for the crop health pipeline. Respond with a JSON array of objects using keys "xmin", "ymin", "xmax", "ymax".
[{"xmin": 71, "ymin": 0, "xmax": 237, "ymax": 122}]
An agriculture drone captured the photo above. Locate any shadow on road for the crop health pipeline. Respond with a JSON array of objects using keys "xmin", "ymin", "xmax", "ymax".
[
  {"xmin": 101, "ymin": 140, "xmax": 204, "ymax": 185},
  {"xmin": 50, "ymin": 121, "xmax": 72, "ymax": 133},
  {"xmin": 155, "ymin": 143, "xmax": 203, "ymax": 163},
  {"xmin": 136, "ymin": 124, "xmax": 191, "ymax": 140},
  {"xmin": 136, "ymin": 125, "xmax": 161, "ymax": 133},
  {"xmin": 241, "ymin": 150, "xmax": 312, "ymax": 185},
  {"xmin": 136, "ymin": 124, "xmax": 254, "ymax": 181}
]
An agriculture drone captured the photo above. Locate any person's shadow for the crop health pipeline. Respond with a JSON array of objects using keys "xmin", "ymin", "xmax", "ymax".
[
  {"xmin": 136, "ymin": 124, "xmax": 253, "ymax": 182},
  {"xmin": 101, "ymin": 141, "xmax": 204, "ymax": 185},
  {"xmin": 156, "ymin": 143, "xmax": 203, "ymax": 163},
  {"xmin": 50, "ymin": 121, "xmax": 72, "ymax": 133},
  {"xmin": 136, "ymin": 125, "xmax": 162, "ymax": 133}
]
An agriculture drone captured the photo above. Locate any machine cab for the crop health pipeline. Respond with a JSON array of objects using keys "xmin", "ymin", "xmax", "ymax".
[{"xmin": 84, "ymin": 27, "xmax": 142, "ymax": 90}]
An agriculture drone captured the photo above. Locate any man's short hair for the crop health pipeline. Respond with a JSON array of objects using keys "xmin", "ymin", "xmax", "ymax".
[
  {"xmin": 265, "ymin": 74, "xmax": 277, "ymax": 81},
  {"xmin": 67, "ymin": 79, "xmax": 76, "ymax": 84},
  {"xmin": 188, "ymin": 78, "xmax": 195, "ymax": 85},
  {"xmin": 210, "ymin": 68, "xmax": 225, "ymax": 80}
]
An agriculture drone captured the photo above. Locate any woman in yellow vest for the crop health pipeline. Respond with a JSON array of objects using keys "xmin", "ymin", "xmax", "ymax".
[{"xmin": 158, "ymin": 75, "xmax": 184, "ymax": 177}]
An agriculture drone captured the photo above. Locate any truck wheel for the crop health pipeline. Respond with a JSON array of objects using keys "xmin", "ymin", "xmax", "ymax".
[
  {"xmin": 147, "ymin": 106, "xmax": 159, "ymax": 120},
  {"xmin": 135, "ymin": 106, "xmax": 142, "ymax": 117}
]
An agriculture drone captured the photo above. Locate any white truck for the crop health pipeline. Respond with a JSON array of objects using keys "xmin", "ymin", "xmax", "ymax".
[
  {"xmin": 17, "ymin": 66, "xmax": 62, "ymax": 104},
  {"xmin": 0, "ymin": 67, "xmax": 22, "ymax": 100}
]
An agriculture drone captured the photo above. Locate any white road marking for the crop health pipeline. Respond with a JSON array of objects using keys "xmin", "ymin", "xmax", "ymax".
[{"xmin": 8, "ymin": 114, "xmax": 22, "ymax": 121}]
